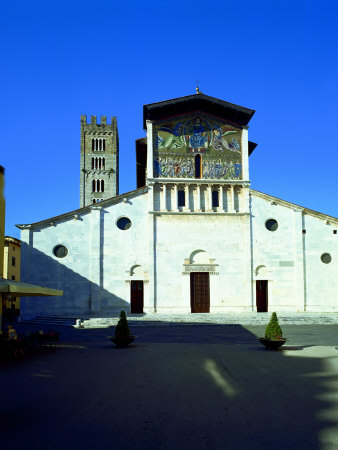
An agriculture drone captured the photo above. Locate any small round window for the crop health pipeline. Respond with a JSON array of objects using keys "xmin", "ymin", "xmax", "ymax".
[
  {"xmin": 265, "ymin": 219, "xmax": 278, "ymax": 232},
  {"xmin": 321, "ymin": 253, "xmax": 332, "ymax": 264},
  {"xmin": 53, "ymin": 245, "xmax": 68, "ymax": 258},
  {"xmin": 116, "ymin": 217, "xmax": 132, "ymax": 230}
]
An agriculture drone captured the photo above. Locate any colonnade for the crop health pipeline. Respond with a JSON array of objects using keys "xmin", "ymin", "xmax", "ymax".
[{"xmin": 156, "ymin": 183, "xmax": 247, "ymax": 213}]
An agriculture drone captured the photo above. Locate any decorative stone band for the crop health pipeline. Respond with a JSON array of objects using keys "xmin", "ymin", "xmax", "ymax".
[
  {"xmin": 182, "ymin": 264, "xmax": 219, "ymax": 275},
  {"xmin": 125, "ymin": 279, "xmax": 150, "ymax": 283}
]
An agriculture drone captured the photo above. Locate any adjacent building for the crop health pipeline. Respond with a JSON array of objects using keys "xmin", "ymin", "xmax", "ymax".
[{"xmin": 3, "ymin": 236, "xmax": 21, "ymax": 320}]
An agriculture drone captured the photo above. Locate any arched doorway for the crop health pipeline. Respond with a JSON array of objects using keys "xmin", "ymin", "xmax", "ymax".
[{"xmin": 130, "ymin": 265, "xmax": 144, "ymax": 313}]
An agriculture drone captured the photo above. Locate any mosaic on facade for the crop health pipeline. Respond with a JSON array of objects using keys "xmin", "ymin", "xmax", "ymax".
[{"xmin": 154, "ymin": 114, "xmax": 242, "ymax": 180}]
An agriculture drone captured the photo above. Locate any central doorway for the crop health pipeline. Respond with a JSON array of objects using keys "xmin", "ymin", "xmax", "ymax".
[
  {"xmin": 190, "ymin": 272, "xmax": 210, "ymax": 313},
  {"xmin": 256, "ymin": 280, "xmax": 268, "ymax": 312},
  {"xmin": 130, "ymin": 280, "xmax": 144, "ymax": 313}
]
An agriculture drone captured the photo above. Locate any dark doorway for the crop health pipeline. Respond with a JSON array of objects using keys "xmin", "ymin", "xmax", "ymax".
[
  {"xmin": 190, "ymin": 272, "xmax": 210, "ymax": 313},
  {"xmin": 131, "ymin": 280, "xmax": 144, "ymax": 313},
  {"xmin": 256, "ymin": 280, "xmax": 268, "ymax": 312}
]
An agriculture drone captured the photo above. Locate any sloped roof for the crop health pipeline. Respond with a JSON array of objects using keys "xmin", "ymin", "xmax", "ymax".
[
  {"xmin": 16, "ymin": 187, "xmax": 148, "ymax": 230},
  {"xmin": 143, "ymin": 93, "xmax": 255, "ymax": 129},
  {"xmin": 250, "ymin": 189, "xmax": 338, "ymax": 222}
]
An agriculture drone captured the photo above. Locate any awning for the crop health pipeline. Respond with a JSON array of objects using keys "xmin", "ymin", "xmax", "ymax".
[{"xmin": 0, "ymin": 278, "xmax": 63, "ymax": 297}]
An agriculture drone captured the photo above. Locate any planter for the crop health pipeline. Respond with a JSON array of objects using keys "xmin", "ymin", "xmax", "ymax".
[
  {"xmin": 259, "ymin": 338, "xmax": 286, "ymax": 350},
  {"xmin": 110, "ymin": 335, "xmax": 135, "ymax": 347}
]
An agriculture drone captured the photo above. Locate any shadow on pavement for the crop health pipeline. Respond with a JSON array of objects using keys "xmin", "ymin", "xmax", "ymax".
[{"xmin": 1, "ymin": 321, "xmax": 338, "ymax": 449}]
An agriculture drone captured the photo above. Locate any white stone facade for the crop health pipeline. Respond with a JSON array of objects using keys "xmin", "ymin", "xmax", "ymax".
[{"xmin": 17, "ymin": 95, "xmax": 338, "ymax": 317}]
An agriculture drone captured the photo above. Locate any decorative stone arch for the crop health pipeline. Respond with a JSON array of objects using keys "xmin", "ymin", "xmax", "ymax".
[
  {"xmin": 129, "ymin": 264, "xmax": 144, "ymax": 278},
  {"xmin": 183, "ymin": 250, "xmax": 219, "ymax": 275},
  {"xmin": 254, "ymin": 265, "xmax": 274, "ymax": 280}
]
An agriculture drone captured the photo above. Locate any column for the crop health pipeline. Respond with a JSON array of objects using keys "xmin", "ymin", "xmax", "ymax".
[
  {"xmin": 219, "ymin": 185, "xmax": 224, "ymax": 212},
  {"xmin": 208, "ymin": 185, "xmax": 212, "ymax": 211},
  {"xmin": 231, "ymin": 185, "xmax": 236, "ymax": 212},
  {"xmin": 146, "ymin": 120, "xmax": 154, "ymax": 181},
  {"xmin": 196, "ymin": 185, "xmax": 201, "ymax": 211},
  {"xmin": 162, "ymin": 183, "xmax": 167, "ymax": 211},
  {"xmin": 294, "ymin": 209, "xmax": 306, "ymax": 311},
  {"xmin": 174, "ymin": 184, "xmax": 179, "ymax": 211},
  {"xmin": 90, "ymin": 206, "xmax": 102, "ymax": 313},
  {"xmin": 184, "ymin": 184, "xmax": 190, "ymax": 211}
]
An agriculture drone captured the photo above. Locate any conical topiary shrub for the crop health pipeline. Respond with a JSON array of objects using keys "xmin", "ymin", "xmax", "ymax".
[
  {"xmin": 115, "ymin": 310, "xmax": 131, "ymax": 337},
  {"xmin": 264, "ymin": 312, "xmax": 283, "ymax": 340},
  {"xmin": 110, "ymin": 311, "xmax": 135, "ymax": 347}
]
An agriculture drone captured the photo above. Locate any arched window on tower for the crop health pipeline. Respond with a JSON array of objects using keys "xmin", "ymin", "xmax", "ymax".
[
  {"xmin": 92, "ymin": 157, "xmax": 94, "ymax": 170},
  {"xmin": 102, "ymin": 157, "xmax": 105, "ymax": 169},
  {"xmin": 101, "ymin": 180, "xmax": 104, "ymax": 192},
  {"xmin": 103, "ymin": 139, "xmax": 105, "ymax": 151},
  {"xmin": 95, "ymin": 158, "xmax": 98, "ymax": 169},
  {"xmin": 95, "ymin": 139, "xmax": 98, "ymax": 151},
  {"xmin": 92, "ymin": 179, "xmax": 96, "ymax": 192},
  {"xmin": 99, "ymin": 139, "xmax": 102, "ymax": 151},
  {"xmin": 195, "ymin": 154, "xmax": 201, "ymax": 178},
  {"xmin": 92, "ymin": 139, "xmax": 94, "ymax": 151}
]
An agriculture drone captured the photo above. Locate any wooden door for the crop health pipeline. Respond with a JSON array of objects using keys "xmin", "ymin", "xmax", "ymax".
[
  {"xmin": 190, "ymin": 272, "xmax": 210, "ymax": 313},
  {"xmin": 131, "ymin": 280, "xmax": 144, "ymax": 313},
  {"xmin": 256, "ymin": 280, "xmax": 268, "ymax": 312}
]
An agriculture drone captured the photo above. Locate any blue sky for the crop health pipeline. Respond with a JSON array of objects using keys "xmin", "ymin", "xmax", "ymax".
[{"xmin": 1, "ymin": 0, "xmax": 338, "ymax": 238}]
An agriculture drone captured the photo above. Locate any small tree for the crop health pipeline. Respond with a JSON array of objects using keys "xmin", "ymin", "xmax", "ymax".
[
  {"xmin": 115, "ymin": 311, "xmax": 131, "ymax": 337},
  {"xmin": 265, "ymin": 312, "xmax": 283, "ymax": 340}
]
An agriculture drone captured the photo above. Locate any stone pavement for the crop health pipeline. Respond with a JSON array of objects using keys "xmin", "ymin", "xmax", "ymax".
[
  {"xmin": 80, "ymin": 312, "xmax": 338, "ymax": 328},
  {"xmin": 2, "ymin": 323, "xmax": 338, "ymax": 449}
]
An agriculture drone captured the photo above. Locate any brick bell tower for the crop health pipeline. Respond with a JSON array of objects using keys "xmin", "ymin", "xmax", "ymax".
[{"xmin": 80, "ymin": 115, "xmax": 119, "ymax": 207}]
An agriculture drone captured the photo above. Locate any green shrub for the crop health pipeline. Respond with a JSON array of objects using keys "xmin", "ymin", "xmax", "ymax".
[
  {"xmin": 265, "ymin": 312, "xmax": 283, "ymax": 340},
  {"xmin": 115, "ymin": 310, "xmax": 131, "ymax": 337}
]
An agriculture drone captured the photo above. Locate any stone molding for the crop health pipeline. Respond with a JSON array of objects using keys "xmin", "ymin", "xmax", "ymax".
[{"xmin": 183, "ymin": 264, "xmax": 219, "ymax": 275}]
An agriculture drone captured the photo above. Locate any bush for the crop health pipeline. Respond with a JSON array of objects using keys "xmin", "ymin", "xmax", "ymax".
[
  {"xmin": 265, "ymin": 312, "xmax": 283, "ymax": 340},
  {"xmin": 115, "ymin": 311, "xmax": 131, "ymax": 337}
]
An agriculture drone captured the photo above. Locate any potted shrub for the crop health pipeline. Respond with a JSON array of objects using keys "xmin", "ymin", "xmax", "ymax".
[
  {"xmin": 110, "ymin": 311, "xmax": 135, "ymax": 347},
  {"xmin": 259, "ymin": 312, "xmax": 286, "ymax": 350}
]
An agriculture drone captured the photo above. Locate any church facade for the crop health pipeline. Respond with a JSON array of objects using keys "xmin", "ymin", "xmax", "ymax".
[{"xmin": 18, "ymin": 94, "xmax": 338, "ymax": 317}]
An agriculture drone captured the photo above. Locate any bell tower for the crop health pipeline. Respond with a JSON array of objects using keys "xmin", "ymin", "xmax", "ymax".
[{"xmin": 80, "ymin": 115, "xmax": 119, "ymax": 207}]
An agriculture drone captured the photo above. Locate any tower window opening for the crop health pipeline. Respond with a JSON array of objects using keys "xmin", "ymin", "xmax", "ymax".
[
  {"xmin": 95, "ymin": 139, "xmax": 98, "ymax": 151},
  {"xmin": 93, "ymin": 199, "xmax": 96, "ymax": 204},
  {"xmin": 99, "ymin": 139, "xmax": 102, "ymax": 151},
  {"xmin": 91, "ymin": 157, "xmax": 94, "ymax": 170},
  {"xmin": 178, "ymin": 190, "xmax": 185, "ymax": 207},
  {"xmin": 212, "ymin": 190, "xmax": 219, "ymax": 207},
  {"xmin": 92, "ymin": 139, "xmax": 94, "ymax": 151},
  {"xmin": 195, "ymin": 154, "xmax": 201, "ymax": 178},
  {"xmin": 103, "ymin": 139, "xmax": 105, "ymax": 151},
  {"xmin": 102, "ymin": 157, "xmax": 105, "ymax": 169},
  {"xmin": 101, "ymin": 180, "xmax": 104, "ymax": 192},
  {"xmin": 92, "ymin": 179, "xmax": 96, "ymax": 192}
]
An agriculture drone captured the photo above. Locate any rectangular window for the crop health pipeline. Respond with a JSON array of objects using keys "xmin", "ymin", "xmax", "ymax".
[
  {"xmin": 212, "ymin": 190, "xmax": 219, "ymax": 207},
  {"xmin": 334, "ymin": 230, "xmax": 337, "ymax": 235},
  {"xmin": 12, "ymin": 256, "xmax": 15, "ymax": 267},
  {"xmin": 12, "ymin": 275, "xmax": 15, "ymax": 280},
  {"xmin": 178, "ymin": 190, "xmax": 185, "ymax": 207}
]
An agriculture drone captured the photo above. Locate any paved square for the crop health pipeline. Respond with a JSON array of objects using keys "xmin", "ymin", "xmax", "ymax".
[{"xmin": 1, "ymin": 323, "xmax": 338, "ymax": 449}]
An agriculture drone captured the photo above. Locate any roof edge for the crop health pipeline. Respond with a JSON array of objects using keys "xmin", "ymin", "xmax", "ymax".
[
  {"xmin": 250, "ymin": 189, "xmax": 338, "ymax": 222},
  {"xmin": 16, "ymin": 187, "xmax": 148, "ymax": 230}
]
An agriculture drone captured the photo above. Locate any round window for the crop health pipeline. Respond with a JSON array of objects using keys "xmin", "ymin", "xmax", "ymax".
[
  {"xmin": 265, "ymin": 219, "xmax": 278, "ymax": 232},
  {"xmin": 116, "ymin": 217, "xmax": 132, "ymax": 230},
  {"xmin": 53, "ymin": 245, "xmax": 68, "ymax": 258},
  {"xmin": 321, "ymin": 253, "xmax": 332, "ymax": 264}
]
